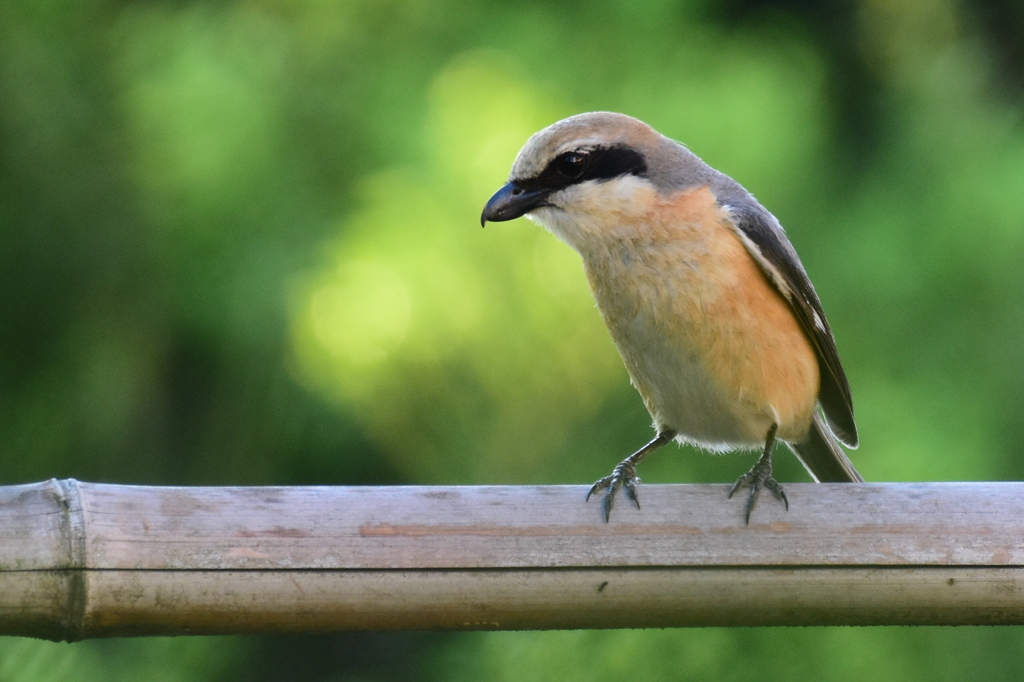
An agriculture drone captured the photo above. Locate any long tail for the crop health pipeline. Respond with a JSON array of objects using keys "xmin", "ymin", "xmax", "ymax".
[{"xmin": 790, "ymin": 412, "xmax": 864, "ymax": 483}]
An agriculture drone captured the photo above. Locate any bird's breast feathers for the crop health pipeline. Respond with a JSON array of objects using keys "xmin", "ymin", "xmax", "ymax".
[{"xmin": 532, "ymin": 182, "xmax": 819, "ymax": 447}]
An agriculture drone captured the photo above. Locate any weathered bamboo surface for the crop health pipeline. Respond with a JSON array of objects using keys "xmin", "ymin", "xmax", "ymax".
[{"xmin": 2, "ymin": 480, "xmax": 1024, "ymax": 640}]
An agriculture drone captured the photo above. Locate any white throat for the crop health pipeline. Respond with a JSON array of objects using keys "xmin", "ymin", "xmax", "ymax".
[{"xmin": 527, "ymin": 175, "xmax": 658, "ymax": 255}]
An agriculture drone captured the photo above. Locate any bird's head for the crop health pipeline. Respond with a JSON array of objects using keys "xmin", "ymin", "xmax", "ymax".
[{"xmin": 480, "ymin": 112, "xmax": 711, "ymax": 250}]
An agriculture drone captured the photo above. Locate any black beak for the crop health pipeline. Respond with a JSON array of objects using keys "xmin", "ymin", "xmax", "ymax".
[{"xmin": 480, "ymin": 182, "xmax": 552, "ymax": 227}]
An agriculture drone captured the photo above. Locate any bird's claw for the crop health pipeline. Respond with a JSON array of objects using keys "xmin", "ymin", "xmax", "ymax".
[
  {"xmin": 728, "ymin": 459, "xmax": 788, "ymax": 524},
  {"xmin": 586, "ymin": 461, "xmax": 641, "ymax": 522}
]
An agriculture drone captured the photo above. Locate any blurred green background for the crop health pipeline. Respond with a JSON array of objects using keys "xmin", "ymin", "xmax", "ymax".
[{"xmin": 3, "ymin": 0, "xmax": 1024, "ymax": 678}]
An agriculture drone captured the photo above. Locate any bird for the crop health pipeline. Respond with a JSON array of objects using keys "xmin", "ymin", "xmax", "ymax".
[{"xmin": 480, "ymin": 112, "xmax": 861, "ymax": 523}]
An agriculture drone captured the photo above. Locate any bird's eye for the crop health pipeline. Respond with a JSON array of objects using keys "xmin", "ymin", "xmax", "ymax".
[{"xmin": 554, "ymin": 152, "xmax": 588, "ymax": 179}]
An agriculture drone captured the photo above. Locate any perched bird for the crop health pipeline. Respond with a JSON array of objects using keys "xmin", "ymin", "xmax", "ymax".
[{"xmin": 481, "ymin": 112, "xmax": 861, "ymax": 523}]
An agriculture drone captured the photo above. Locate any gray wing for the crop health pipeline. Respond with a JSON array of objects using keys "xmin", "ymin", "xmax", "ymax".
[{"xmin": 720, "ymin": 199, "xmax": 859, "ymax": 449}]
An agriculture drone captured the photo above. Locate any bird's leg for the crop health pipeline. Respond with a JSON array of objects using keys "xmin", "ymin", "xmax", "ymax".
[
  {"xmin": 587, "ymin": 430, "xmax": 676, "ymax": 522},
  {"xmin": 728, "ymin": 422, "xmax": 788, "ymax": 524}
]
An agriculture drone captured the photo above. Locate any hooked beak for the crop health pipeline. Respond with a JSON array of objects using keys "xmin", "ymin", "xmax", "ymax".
[{"xmin": 480, "ymin": 182, "xmax": 552, "ymax": 227}]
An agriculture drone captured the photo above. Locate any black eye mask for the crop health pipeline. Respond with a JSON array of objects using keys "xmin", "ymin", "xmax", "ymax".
[
  {"xmin": 516, "ymin": 145, "xmax": 648, "ymax": 193},
  {"xmin": 481, "ymin": 145, "xmax": 648, "ymax": 225}
]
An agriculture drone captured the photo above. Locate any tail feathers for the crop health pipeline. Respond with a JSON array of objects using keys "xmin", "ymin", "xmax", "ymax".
[{"xmin": 790, "ymin": 412, "xmax": 864, "ymax": 483}]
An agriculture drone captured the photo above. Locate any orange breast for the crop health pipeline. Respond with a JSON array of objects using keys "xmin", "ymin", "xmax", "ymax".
[{"xmin": 582, "ymin": 185, "xmax": 819, "ymax": 445}]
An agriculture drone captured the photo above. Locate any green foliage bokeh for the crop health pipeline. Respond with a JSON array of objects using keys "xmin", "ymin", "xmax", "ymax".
[{"xmin": 3, "ymin": 0, "xmax": 1024, "ymax": 679}]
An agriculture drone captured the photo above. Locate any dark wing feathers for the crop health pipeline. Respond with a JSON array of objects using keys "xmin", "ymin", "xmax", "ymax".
[{"xmin": 721, "ymin": 200, "xmax": 859, "ymax": 449}]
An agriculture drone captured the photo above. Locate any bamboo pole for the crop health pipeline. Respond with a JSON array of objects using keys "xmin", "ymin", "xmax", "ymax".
[{"xmin": 2, "ymin": 480, "xmax": 1024, "ymax": 640}]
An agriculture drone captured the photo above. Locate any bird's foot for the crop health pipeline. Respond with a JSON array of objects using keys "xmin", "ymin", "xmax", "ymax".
[
  {"xmin": 586, "ymin": 460, "xmax": 641, "ymax": 523},
  {"xmin": 728, "ymin": 458, "xmax": 788, "ymax": 524}
]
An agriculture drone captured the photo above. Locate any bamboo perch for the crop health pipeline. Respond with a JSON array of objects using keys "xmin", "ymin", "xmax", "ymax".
[{"xmin": 2, "ymin": 480, "xmax": 1024, "ymax": 641}]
